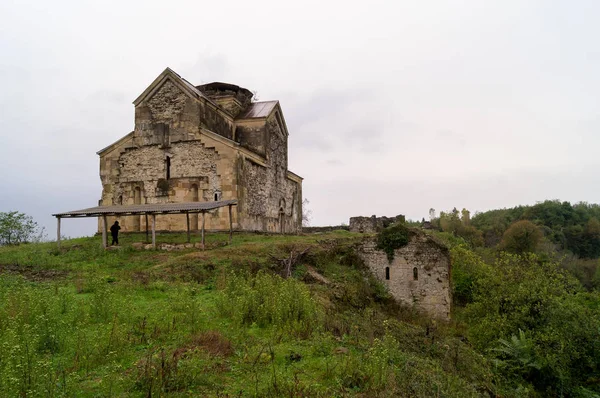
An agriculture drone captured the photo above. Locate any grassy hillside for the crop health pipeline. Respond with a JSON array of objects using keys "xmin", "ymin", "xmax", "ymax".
[
  {"xmin": 0, "ymin": 231, "xmax": 505, "ymax": 397},
  {"xmin": 1, "ymin": 229, "xmax": 599, "ymax": 397}
]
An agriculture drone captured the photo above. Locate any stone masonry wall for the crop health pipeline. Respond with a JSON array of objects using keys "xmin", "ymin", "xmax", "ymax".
[
  {"xmin": 349, "ymin": 214, "xmax": 405, "ymax": 233},
  {"xmin": 357, "ymin": 233, "xmax": 451, "ymax": 319},
  {"xmin": 236, "ymin": 113, "xmax": 301, "ymax": 233}
]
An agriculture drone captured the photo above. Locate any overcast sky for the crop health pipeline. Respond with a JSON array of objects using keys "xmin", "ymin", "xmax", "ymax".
[{"xmin": 1, "ymin": 0, "xmax": 599, "ymax": 238}]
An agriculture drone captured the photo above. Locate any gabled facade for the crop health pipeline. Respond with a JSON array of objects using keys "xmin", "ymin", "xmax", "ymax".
[{"xmin": 97, "ymin": 68, "xmax": 302, "ymax": 233}]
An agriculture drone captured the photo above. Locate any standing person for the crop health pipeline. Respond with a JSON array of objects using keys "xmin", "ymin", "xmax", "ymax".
[{"xmin": 110, "ymin": 221, "xmax": 121, "ymax": 246}]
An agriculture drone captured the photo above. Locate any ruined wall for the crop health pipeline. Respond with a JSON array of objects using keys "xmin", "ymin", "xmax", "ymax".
[
  {"xmin": 349, "ymin": 214, "xmax": 406, "ymax": 233},
  {"xmin": 349, "ymin": 216, "xmax": 381, "ymax": 233},
  {"xmin": 357, "ymin": 233, "xmax": 451, "ymax": 319}
]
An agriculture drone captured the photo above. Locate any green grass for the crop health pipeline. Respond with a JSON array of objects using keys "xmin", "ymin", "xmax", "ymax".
[{"xmin": 0, "ymin": 231, "xmax": 499, "ymax": 397}]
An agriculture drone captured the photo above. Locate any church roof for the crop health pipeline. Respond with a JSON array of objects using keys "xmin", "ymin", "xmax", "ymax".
[{"xmin": 236, "ymin": 100, "xmax": 279, "ymax": 119}]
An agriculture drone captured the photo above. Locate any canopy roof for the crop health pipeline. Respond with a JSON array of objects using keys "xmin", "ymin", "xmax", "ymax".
[{"xmin": 53, "ymin": 200, "xmax": 237, "ymax": 218}]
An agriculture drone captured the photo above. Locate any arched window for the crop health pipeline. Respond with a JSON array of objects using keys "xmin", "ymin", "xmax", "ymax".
[
  {"xmin": 385, "ymin": 267, "xmax": 390, "ymax": 280},
  {"xmin": 214, "ymin": 191, "xmax": 221, "ymax": 201},
  {"xmin": 118, "ymin": 195, "xmax": 123, "ymax": 205},
  {"xmin": 413, "ymin": 267, "xmax": 418, "ymax": 280}
]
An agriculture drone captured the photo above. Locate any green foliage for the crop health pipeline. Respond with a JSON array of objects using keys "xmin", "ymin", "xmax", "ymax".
[
  {"xmin": 472, "ymin": 200, "xmax": 600, "ymax": 258},
  {"xmin": 500, "ymin": 220, "xmax": 543, "ymax": 254},
  {"xmin": 375, "ymin": 223, "xmax": 410, "ymax": 262},
  {"xmin": 492, "ymin": 329, "xmax": 541, "ymax": 373},
  {"xmin": 436, "ymin": 208, "xmax": 484, "ymax": 247},
  {"xmin": 0, "ymin": 230, "xmax": 597, "ymax": 396},
  {"xmin": 449, "ymin": 244, "xmax": 490, "ymax": 305},
  {"xmin": 464, "ymin": 251, "xmax": 600, "ymax": 394},
  {"xmin": 0, "ymin": 211, "xmax": 40, "ymax": 245},
  {"xmin": 216, "ymin": 271, "xmax": 320, "ymax": 337}
]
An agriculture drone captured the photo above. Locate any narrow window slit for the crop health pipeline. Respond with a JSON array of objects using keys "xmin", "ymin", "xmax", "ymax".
[{"xmin": 166, "ymin": 156, "xmax": 171, "ymax": 180}]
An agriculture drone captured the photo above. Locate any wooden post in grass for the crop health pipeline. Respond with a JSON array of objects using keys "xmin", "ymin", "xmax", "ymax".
[
  {"xmin": 228, "ymin": 204, "xmax": 233, "ymax": 245},
  {"xmin": 102, "ymin": 215, "xmax": 108, "ymax": 248},
  {"xmin": 145, "ymin": 214, "xmax": 149, "ymax": 242},
  {"xmin": 56, "ymin": 217, "xmax": 61, "ymax": 248},
  {"xmin": 186, "ymin": 212, "xmax": 191, "ymax": 243},
  {"xmin": 201, "ymin": 211, "xmax": 205, "ymax": 250},
  {"xmin": 152, "ymin": 214, "xmax": 156, "ymax": 249}
]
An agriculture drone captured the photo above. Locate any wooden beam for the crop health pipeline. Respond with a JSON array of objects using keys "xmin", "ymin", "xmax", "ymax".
[
  {"xmin": 228, "ymin": 205, "xmax": 233, "ymax": 245},
  {"xmin": 145, "ymin": 214, "xmax": 149, "ymax": 243},
  {"xmin": 102, "ymin": 216, "xmax": 108, "ymax": 248},
  {"xmin": 201, "ymin": 211, "xmax": 205, "ymax": 250},
  {"xmin": 56, "ymin": 217, "xmax": 61, "ymax": 248},
  {"xmin": 186, "ymin": 212, "xmax": 190, "ymax": 243},
  {"xmin": 152, "ymin": 214, "xmax": 156, "ymax": 249}
]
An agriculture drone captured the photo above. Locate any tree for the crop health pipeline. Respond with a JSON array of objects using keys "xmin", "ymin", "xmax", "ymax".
[
  {"xmin": 429, "ymin": 208, "xmax": 436, "ymax": 221},
  {"xmin": 500, "ymin": 220, "xmax": 543, "ymax": 254},
  {"xmin": 0, "ymin": 211, "xmax": 40, "ymax": 245},
  {"xmin": 301, "ymin": 198, "xmax": 312, "ymax": 227},
  {"xmin": 461, "ymin": 208, "xmax": 471, "ymax": 225}
]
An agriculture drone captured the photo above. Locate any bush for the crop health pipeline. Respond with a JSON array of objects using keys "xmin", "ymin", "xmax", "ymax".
[
  {"xmin": 376, "ymin": 223, "xmax": 410, "ymax": 262},
  {"xmin": 500, "ymin": 220, "xmax": 543, "ymax": 254}
]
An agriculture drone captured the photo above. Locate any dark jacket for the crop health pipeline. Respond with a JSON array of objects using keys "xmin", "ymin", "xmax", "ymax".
[{"xmin": 110, "ymin": 223, "xmax": 121, "ymax": 236}]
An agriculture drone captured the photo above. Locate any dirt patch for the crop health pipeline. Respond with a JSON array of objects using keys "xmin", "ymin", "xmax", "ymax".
[
  {"xmin": 0, "ymin": 264, "xmax": 68, "ymax": 282},
  {"xmin": 179, "ymin": 330, "xmax": 234, "ymax": 358}
]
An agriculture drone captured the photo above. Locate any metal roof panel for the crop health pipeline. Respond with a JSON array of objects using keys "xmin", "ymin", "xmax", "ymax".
[{"xmin": 53, "ymin": 200, "xmax": 238, "ymax": 218}]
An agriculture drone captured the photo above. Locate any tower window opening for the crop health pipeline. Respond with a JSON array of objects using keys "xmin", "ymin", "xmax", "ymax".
[
  {"xmin": 385, "ymin": 267, "xmax": 390, "ymax": 280},
  {"xmin": 413, "ymin": 267, "xmax": 418, "ymax": 280}
]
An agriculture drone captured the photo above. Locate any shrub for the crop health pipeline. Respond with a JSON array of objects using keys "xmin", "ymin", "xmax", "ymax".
[
  {"xmin": 500, "ymin": 220, "xmax": 543, "ymax": 254},
  {"xmin": 216, "ymin": 271, "xmax": 320, "ymax": 337},
  {"xmin": 376, "ymin": 223, "xmax": 410, "ymax": 262}
]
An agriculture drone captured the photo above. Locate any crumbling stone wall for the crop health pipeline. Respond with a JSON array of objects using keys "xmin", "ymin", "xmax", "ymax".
[
  {"xmin": 349, "ymin": 214, "xmax": 405, "ymax": 233},
  {"xmin": 357, "ymin": 232, "xmax": 451, "ymax": 319}
]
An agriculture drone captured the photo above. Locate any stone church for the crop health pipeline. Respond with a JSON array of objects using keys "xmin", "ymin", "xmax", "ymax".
[{"xmin": 97, "ymin": 68, "xmax": 303, "ymax": 233}]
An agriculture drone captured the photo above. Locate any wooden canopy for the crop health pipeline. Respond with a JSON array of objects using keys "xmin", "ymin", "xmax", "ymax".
[{"xmin": 52, "ymin": 200, "xmax": 237, "ymax": 249}]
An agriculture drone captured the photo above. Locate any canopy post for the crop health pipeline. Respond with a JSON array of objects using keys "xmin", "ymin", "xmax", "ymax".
[
  {"xmin": 56, "ymin": 217, "xmax": 61, "ymax": 248},
  {"xmin": 102, "ymin": 215, "xmax": 108, "ymax": 248},
  {"xmin": 186, "ymin": 212, "xmax": 190, "ymax": 243},
  {"xmin": 152, "ymin": 214, "xmax": 156, "ymax": 249},
  {"xmin": 228, "ymin": 205, "xmax": 233, "ymax": 245},
  {"xmin": 145, "ymin": 214, "xmax": 149, "ymax": 243},
  {"xmin": 201, "ymin": 211, "xmax": 205, "ymax": 250}
]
